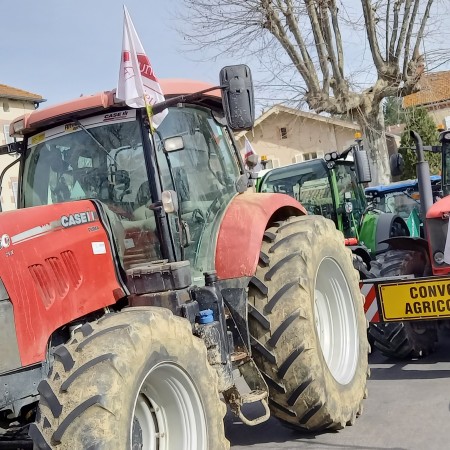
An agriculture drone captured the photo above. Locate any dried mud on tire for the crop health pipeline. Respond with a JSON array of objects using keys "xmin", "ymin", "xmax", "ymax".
[
  {"xmin": 248, "ymin": 215, "xmax": 369, "ymax": 432},
  {"xmin": 30, "ymin": 307, "xmax": 228, "ymax": 449}
]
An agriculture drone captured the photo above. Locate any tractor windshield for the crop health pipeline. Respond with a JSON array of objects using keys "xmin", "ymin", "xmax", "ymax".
[
  {"xmin": 22, "ymin": 110, "xmax": 163, "ymax": 266},
  {"xmin": 259, "ymin": 159, "xmax": 335, "ymax": 219},
  {"xmin": 154, "ymin": 105, "xmax": 240, "ymax": 283},
  {"xmin": 259, "ymin": 159, "xmax": 366, "ymax": 237}
]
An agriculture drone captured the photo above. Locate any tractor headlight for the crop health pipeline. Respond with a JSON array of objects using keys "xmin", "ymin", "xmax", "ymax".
[{"xmin": 434, "ymin": 251, "xmax": 445, "ymax": 265}]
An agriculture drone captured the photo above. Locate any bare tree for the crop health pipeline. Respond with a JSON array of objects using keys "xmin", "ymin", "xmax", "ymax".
[{"xmin": 180, "ymin": 0, "xmax": 442, "ymax": 184}]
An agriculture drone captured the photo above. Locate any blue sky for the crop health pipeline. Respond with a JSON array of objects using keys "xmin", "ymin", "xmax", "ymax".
[
  {"xmin": 0, "ymin": 1, "xmax": 239, "ymax": 106},
  {"xmin": 1, "ymin": 1, "xmax": 449, "ymax": 111}
]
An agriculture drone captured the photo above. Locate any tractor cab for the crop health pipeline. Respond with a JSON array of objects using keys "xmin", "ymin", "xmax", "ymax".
[
  {"xmin": 6, "ymin": 70, "xmax": 254, "ymax": 285},
  {"xmin": 365, "ymin": 176, "xmax": 441, "ymax": 237},
  {"xmin": 258, "ymin": 158, "xmax": 367, "ymax": 239}
]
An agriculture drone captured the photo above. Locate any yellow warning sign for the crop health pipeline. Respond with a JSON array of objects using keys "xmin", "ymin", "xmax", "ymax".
[{"xmin": 378, "ymin": 277, "xmax": 450, "ymax": 321}]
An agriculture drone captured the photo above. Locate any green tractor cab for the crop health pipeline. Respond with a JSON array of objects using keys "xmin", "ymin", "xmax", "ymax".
[{"xmin": 256, "ymin": 147, "xmax": 409, "ymax": 260}]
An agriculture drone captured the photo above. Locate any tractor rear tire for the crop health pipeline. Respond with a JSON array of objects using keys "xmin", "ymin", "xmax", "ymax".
[
  {"xmin": 248, "ymin": 216, "xmax": 368, "ymax": 432},
  {"xmin": 30, "ymin": 307, "xmax": 228, "ymax": 450},
  {"xmin": 368, "ymin": 250, "xmax": 438, "ymax": 359}
]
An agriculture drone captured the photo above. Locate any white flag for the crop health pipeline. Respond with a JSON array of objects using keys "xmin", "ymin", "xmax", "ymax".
[
  {"xmin": 242, "ymin": 137, "xmax": 262, "ymax": 171},
  {"xmin": 244, "ymin": 137, "xmax": 257, "ymax": 159},
  {"xmin": 116, "ymin": 6, "xmax": 167, "ymax": 128}
]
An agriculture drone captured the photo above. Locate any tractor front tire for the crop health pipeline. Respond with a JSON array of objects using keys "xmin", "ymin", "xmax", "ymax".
[
  {"xmin": 248, "ymin": 216, "xmax": 368, "ymax": 432},
  {"xmin": 368, "ymin": 250, "xmax": 438, "ymax": 359},
  {"xmin": 30, "ymin": 307, "xmax": 228, "ymax": 450}
]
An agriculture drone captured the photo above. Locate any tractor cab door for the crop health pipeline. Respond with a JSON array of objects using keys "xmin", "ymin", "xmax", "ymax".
[
  {"xmin": 331, "ymin": 162, "xmax": 367, "ymax": 238},
  {"xmin": 154, "ymin": 105, "xmax": 241, "ymax": 285}
]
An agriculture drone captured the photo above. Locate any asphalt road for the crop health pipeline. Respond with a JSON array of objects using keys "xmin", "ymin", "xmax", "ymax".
[{"xmin": 225, "ymin": 332, "xmax": 450, "ymax": 450}]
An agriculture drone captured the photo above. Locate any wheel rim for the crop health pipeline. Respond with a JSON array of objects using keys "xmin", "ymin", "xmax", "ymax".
[
  {"xmin": 314, "ymin": 257, "xmax": 359, "ymax": 384},
  {"xmin": 131, "ymin": 362, "xmax": 207, "ymax": 450}
]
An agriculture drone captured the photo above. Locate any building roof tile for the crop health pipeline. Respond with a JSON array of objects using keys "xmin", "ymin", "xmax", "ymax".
[
  {"xmin": 0, "ymin": 84, "xmax": 44, "ymax": 102},
  {"xmin": 403, "ymin": 71, "xmax": 450, "ymax": 108}
]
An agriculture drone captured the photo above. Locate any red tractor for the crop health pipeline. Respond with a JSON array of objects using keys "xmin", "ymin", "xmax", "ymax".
[
  {"xmin": 0, "ymin": 65, "xmax": 368, "ymax": 449},
  {"xmin": 364, "ymin": 131, "xmax": 450, "ymax": 358}
]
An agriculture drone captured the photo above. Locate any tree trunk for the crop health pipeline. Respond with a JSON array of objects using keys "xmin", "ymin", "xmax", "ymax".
[{"xmin": 357, "ymin": 106, "xmax": 391, "ymax": 185}]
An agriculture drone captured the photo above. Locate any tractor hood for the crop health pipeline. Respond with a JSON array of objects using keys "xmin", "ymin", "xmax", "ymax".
[
  {"xmin": 0, "ymin": 201, "xmax": 123, "ymax": 367},
  {"xmin": 426, "ymin": 196, "xmax": 450, "ymax": 219}
]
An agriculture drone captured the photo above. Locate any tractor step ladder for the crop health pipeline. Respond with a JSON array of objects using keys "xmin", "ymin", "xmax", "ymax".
[{"xmin": 223, "ymin": 386, "xmax": 270, "ymax": 426}]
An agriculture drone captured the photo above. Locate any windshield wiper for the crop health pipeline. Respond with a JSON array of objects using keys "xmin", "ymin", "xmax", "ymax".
[{"xmin": 71, "ymin": 118, "xmax": 115, "ymax": 164}]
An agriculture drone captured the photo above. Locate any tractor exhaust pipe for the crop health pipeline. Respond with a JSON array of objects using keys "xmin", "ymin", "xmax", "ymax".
[{"xmin": 410, "ymin": 130, "xmax": 433, "ymax": 236}]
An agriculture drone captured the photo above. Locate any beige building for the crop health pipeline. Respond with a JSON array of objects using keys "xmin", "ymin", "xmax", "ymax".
[
  {"xmin": 0, "ymin": 84, "xmax": 45, "ymax": 210},
  {"xmin": 236, "ymin": 104, "xmax": 360, "ymax": 169},
  {"xmin": 403, "ymin": 70, "xmax": 450, "ymax": 128}
]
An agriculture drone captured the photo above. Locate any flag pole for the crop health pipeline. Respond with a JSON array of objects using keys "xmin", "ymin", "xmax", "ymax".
[{"xmin": 143, "ymin": 96, "xmax": 155, "ymax": 134}]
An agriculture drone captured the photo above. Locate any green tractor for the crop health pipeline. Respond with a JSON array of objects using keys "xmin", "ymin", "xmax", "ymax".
[{"xmin": 256, "ymin": 144, "xmax": 409, "ymax": 269}]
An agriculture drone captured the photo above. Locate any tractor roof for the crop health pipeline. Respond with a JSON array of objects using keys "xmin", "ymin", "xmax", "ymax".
[
  {"xmin": 365, "ymin": 175, "xmax": 441, "ymax": 195},
  {"xmin": 10, "ymin": 79, "xmax": 222, "ymax": 137}
]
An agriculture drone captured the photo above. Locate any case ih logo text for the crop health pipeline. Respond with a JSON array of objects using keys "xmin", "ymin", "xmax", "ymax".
[
  {"xmin": 103, "ymin": 111, "xmax": 129, "ymax": 121},
  {"xmin": 61, "ymin": 212, "xmax": 96, "ymax": 228}
]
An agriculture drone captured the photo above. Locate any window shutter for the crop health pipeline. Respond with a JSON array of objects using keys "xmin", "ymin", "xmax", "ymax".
[{"xmin": 3, "ymin": 124, "xmax": 13, "ymax": 144}]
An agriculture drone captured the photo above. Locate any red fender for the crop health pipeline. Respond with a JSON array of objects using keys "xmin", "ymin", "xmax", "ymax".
[{"xmin": 215, "ymin": 192, "xmax": 306, "ymax": 279}]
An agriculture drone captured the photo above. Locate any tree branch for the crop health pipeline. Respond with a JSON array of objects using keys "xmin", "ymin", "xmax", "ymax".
[
  {"xmin": 282, "ymin": 0, "xmax": 320, "ymax": 90},
  {"xmin": 261, "ymin": 0, "xmax": 319, "ymax": 95},
  {"xmin": 412, "ymin": 0, "xmax": 434, "ymax": 59},
  {"xmin": 394, "ymin": 0, "xmax": 412, "ymax": 62},
  {"xmin": 304, "ymin": 0, "xmax": 331, "ymax": 92},
  {"xmin": 329, "ymin": 0, "xmax": 344, "ymax": 80},
  {"xmin": 361, "ymin": 0, "xmax": 386, "ymax": 71},
  {"xmin": 402, "ymin": 0, "xmax": 420, "ymax": 78},
  {"xmin": 388, "ymin": 1, "xmax": 401, "ymax": 62},
  {"xmin": 385, "ymin": 0, "xmax": 391, "ymax": 59}
]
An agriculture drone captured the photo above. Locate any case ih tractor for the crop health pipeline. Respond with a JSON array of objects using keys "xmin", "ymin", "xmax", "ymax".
[
  {"xmin": 364, "ymin": 131, "xmax": 450, "ymax": 358},
  {"xmin": 0, "ymin": 65, "xmax": 368, "ymax": 449}
]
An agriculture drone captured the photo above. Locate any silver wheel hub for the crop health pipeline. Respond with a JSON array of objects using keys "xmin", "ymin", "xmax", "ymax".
[
  {"xmin": 314, "ymin": 257, "xmax": 359, "ymax": 384},
  {"xmin": 131, "ymin": 362, "xmax": 207, "ymax": 449}
]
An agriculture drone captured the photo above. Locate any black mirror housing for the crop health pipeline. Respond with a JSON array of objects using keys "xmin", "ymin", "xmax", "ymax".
[
  {"xmin": 390, "ymin": 153, "xmax": 405, "ymax": 177},
  {"xmin": 354, "ymin": 150, "xmax": 372, "ymax": 183},
  {"xmin": 220, "ymin": 65, "xmax": 255, "ymax": 131},
  {"xmin": 0, "ymin": 141, "xmax": 23, "ymax": 155}
]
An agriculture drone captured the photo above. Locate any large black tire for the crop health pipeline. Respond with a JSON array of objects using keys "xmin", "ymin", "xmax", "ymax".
[
  {"xmin": 368, "ymin": 250, "xmax": 438, "ymax": 359},
  {"xmin": 30, "ymin": 307, "xmax": 228, "ymax": 450},
  {"xmin": 248, "ymin": 216, "xmax": 368, "ymax": 432}
]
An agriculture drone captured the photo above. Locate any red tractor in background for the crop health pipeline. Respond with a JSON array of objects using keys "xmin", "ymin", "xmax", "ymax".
[
  {"xmin": 0, "ymin": 65, "xmax": 368, "ymax": 449},
  {"xmin": 364, "ymin": 131, "xmax": 450, "ymax": 358}
]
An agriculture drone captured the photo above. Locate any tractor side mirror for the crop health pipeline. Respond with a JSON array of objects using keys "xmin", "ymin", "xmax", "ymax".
[
  {"xmin": 220, "ymin": 65, "xmax": 255, "ymax": 131},
  {"xmin": 354, "ymin": 150, "xmax": 372, "ymax": 183},
  {"xmin": 390, "ymin": 153, "xmax": 405, "ymax": 177}
]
